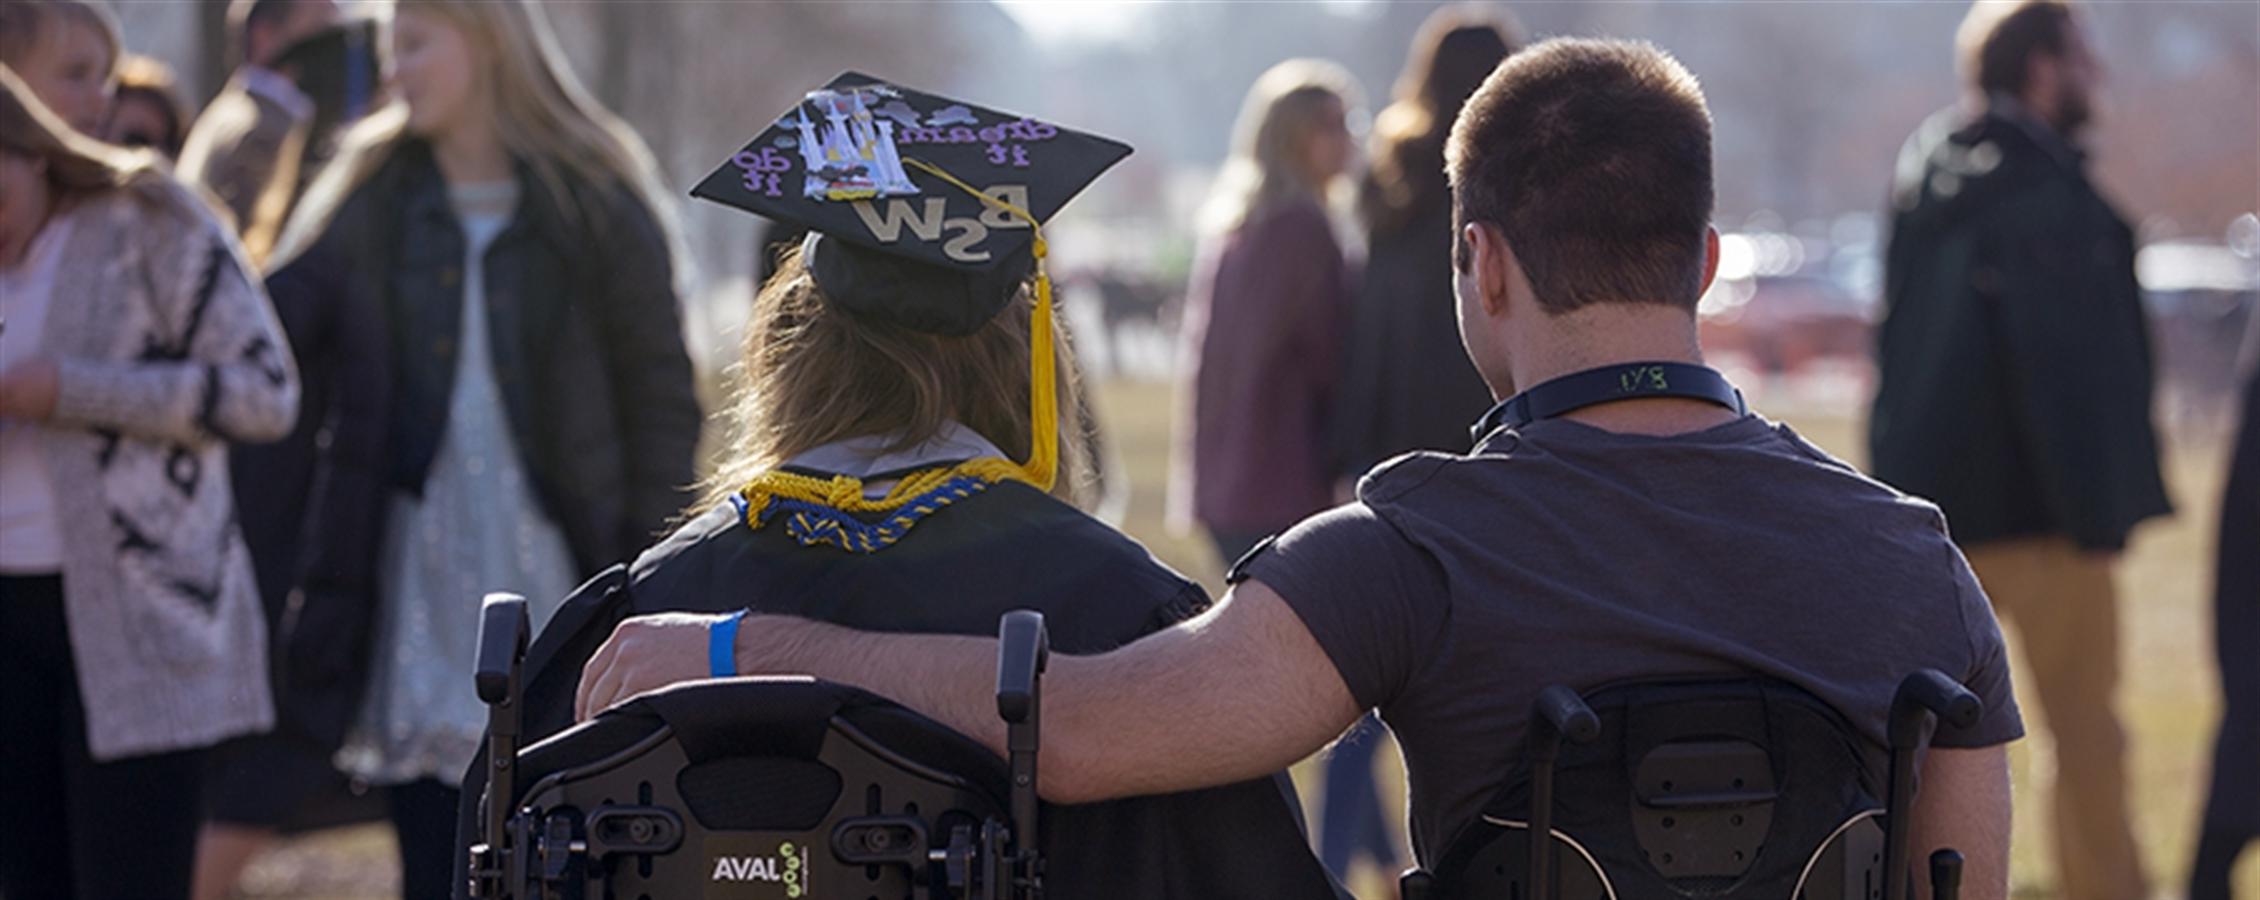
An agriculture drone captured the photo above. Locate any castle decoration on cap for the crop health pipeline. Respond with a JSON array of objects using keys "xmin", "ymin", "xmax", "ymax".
[{"xmin": 796, "ymin": 86, "xmax": 918, "ymax": 201}]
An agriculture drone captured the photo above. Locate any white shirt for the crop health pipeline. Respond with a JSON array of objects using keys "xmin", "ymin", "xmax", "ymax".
[
  {"xmin": 341, "ymin": 180, "xmax": 580, "ymax": 785},
  {"xmin": 0, "ymin": 215, "xmax": 75, "ymax": 573}
]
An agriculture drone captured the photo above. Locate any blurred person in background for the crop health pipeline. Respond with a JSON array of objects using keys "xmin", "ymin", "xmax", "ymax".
[
  {"xmin": 1171, "ymin": 58, "xmax": 1360, "ymax": 567},
  {"xmin": 176, "ymin": 0, "xmax": 341, "ymax": 264},
  {"xmin": 1337, "ymin": 5, "xmax": 1516, "ymax": 475},
  {"xmin": 0, "ymin": 0, "xmax": 117, "ymax": 137},
  {"xmin": 1319, "ymin": 9, "xmax": 1516, "ymax": 884},
  {"xmin": 193, "ymin": 19, "xmax": 390, "ymax": 900},
  {"xmin": 255, "ymin": 0, "xmax": 700, "ymax": 893},
  {"xmin": 104, "ymin": 54, "xmax": 185, "ymax": 160},
  {"xmin": 0, "ymin": 67, "xmax": 298, "ymax": 900},
  {"xmin": 1867, "ymin": 3, "xmax": 2170, "ymax": 898},
  {"xmin": 2192, "ymin": 309, "xmax": 2260, "ymax": 900}
]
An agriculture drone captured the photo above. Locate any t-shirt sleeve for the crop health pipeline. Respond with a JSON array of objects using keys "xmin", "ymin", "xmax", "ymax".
[
  {"xmin": 1937, "ymin": 542, "xmax": 2026, "ymax": 748},
  {"xmin": 1229, "ymin": 501, "xmax": 1451, "ymax": 712}
]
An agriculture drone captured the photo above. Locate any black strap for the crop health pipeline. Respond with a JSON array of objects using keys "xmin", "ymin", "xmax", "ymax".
[{"xmin": 1470, "ymin": 361, "xmax": 1745, "ymax": 443}]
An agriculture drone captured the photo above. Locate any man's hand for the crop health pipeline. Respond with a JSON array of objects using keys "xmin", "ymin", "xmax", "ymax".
[{"xmin": 576, "ymin": 611, "xmax": 736, "ymax": 721}]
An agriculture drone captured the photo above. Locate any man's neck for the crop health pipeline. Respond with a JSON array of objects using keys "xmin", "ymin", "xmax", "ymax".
[{"xmin": 1503, "ymin": 305, "xmax": 1739, "ymax": 436}]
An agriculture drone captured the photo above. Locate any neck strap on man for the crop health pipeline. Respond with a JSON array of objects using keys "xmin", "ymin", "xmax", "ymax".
[{"xmin": 1470, "ymin": 361, "xmax": 1746, "ymax": 443}]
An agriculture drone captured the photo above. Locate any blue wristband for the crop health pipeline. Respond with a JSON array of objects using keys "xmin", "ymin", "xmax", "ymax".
[{"xmin": 710, "ymin": 610, "xmax": 748, "ymax": 678}]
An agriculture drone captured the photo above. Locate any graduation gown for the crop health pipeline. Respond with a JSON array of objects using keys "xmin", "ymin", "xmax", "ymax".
[{"xmin": 454, "ymin": 476, "xmax": 1346, "ymax": 899}]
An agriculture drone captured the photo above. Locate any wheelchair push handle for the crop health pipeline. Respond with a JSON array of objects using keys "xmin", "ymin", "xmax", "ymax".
[
  {"xmin": 471, "ymin": 592, "xmax": 531, "ymax": 900},
  {"xmin": 476, "ymin": 593, "xmax": 531, "ymax": 707},
  {"xmin": 995, "ymin": 609, "xmax": 1049, "ymax": 897},
  {"xmin": 997, "ymin": 609, "xmax": 1050, "ymax": 725},
  {"xmin": 1883, "ymin": 670, "xmax": 1981, "ymax": 900},
  {"xmin": 1888, "ymin": 669, "xmax": 1981, "ymax": 749},
  {"xmin": 1525, "ymin": 685, "xmax": 1599, "ymax": 900},
  {"xmin": 1930, "ymin": 849, "xmax": 1964, "ymax": 900},
  {"xmin": 1533, "ymin": 684, "xmax": 1601, "ymax": 750}
]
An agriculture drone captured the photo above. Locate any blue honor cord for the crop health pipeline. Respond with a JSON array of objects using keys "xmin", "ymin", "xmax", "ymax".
[{"xmin": 710, "ymin": 610, "xmax": 749, "ymax": 677}]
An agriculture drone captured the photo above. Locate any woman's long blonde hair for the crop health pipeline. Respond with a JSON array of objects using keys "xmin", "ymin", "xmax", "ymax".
[
  {"xmin": 272, "ymin": 0, "xmax": 678, "ymax": 266},
  {"xmin": 0, "ymin": 64, "xmax": 161, "ymax": 205},
  {"xmin": 695, "ymin": 250, "xmax": 1092, "ymax": 514},
  {"xmin": 1198, "ymin": 58, "xmax": 1361, "ymax": 236}
]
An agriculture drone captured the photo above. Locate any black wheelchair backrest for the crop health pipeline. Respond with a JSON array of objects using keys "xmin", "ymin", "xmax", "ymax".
[
  {"xmin": 469, "ymin": 598, "xmax": 1051, "ymax": 900},
  {"xmin": 1402, "ymin": 672, "xmax": 1980, "ymax": 900}
]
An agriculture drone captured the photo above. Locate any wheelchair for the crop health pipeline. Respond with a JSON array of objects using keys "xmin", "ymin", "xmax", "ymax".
[
  {"xmin": 465, "ymin": 593, "xmax": 1052, "ymax": 900},
  {"xmin": 1399, "ymin": 672, "xmax": 1984, "ymax": 900}
]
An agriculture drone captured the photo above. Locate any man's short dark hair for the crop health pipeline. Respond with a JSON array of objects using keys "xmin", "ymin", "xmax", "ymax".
[
  {"xmin": 1957, "ymin": 0, "xmax": 2077, "ymax": 98},
  {"xmin": 1446, "ymin": 38, "xmax": 1714, "ymax": 315}
]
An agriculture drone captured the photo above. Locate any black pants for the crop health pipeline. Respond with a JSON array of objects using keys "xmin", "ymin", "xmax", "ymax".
[
  {"xmin": 390, "ymin": 778, "xmax": 463, "ymax": 900},
  {"xmin": 0, "ymin": 575, "xmax": 205, "ymax": 900}
]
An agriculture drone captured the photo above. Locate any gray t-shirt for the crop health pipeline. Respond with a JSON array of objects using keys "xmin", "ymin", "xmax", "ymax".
[{"xmin": 1236, "ymin": 414, "xmax": 2023, "ymax": 863}]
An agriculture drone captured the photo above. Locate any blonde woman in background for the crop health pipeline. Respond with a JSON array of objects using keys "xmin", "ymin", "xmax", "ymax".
[
  {"xmin": 247, "ymin": 0, "xmax": 699, "ymax": 893},
  {"xmin": 1171, "ymin": 59, "xmax": 1362, "ymax": 565},
  {"xmin": 0, "ymin": 67, "xmax": 297, "ymax": 900}
]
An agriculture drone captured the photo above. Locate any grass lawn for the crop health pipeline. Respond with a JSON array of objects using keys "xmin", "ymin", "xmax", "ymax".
[{"xmin": 242, "ymin": 377, "xmax": 2254, "ymax": 899}]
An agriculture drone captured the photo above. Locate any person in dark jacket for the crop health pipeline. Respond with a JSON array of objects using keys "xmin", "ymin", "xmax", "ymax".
[
  {"xmin": 455, "ymin": 76, "xmax": 1344, "ymax": 900},
  {"xmin": 240, "ymin": 1, "xmax": 699, "ymax": 896},
  {"xmin": 2192, "ymin": 312, "xmax": 2260, "ymax": 900},
  {"xmin": 1336, "ymin": 8, "xmax": 1516, "ymax": 476},
  {"xmin": 1868, "ymin": 4, "xmax": 2169, "ymax": 898}
]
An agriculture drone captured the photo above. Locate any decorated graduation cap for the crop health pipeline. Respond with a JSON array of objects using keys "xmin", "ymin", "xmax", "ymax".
[
  {"xmin": 691, "ymin": 73, "xmax": 1131, "ymax": 547},
  {"xmin": 693, "ymin": 72, "xmax": 1131, "ymax": 336}
]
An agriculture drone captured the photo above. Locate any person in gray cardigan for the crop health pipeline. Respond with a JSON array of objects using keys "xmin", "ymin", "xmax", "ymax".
[{"xmin": 0, "ymin": 68, "xmax": 299, "ymax": 900}]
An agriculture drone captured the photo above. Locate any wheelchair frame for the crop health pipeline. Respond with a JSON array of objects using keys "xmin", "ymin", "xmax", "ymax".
[{"xmin": 465, "ymin": 594, "xmax": 1053, "ymax": 900}]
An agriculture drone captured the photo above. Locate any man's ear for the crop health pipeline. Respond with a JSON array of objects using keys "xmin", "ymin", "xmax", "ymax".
[
  {"xmin": 1461, "ymin": 222, "xmax": 1515, "ymax": 317},
  {"xmin": 1698, "ymin": 226, "xmax": 1721, "ymax": 299}
]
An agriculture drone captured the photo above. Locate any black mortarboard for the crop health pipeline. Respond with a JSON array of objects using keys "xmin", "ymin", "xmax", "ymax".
[{"xmin": 691, "ymin": 72, "xmax": 1131, "ymax": 336}]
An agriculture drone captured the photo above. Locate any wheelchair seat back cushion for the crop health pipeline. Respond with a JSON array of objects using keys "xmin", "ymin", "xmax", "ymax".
[{"xmin": 1429, "ymin": 678, "xmax": 1893, "ymax": 900}]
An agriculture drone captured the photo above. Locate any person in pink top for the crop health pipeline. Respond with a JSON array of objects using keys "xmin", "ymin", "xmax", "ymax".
[{"xmin": 1173, "ymin": 58, "xmax": 1361, "ymax": 567}]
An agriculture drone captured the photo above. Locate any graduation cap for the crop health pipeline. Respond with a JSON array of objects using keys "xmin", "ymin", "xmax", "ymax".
[{"xmin": 693, "ymin": 73, "xmax": 1132, "ymax": 493}]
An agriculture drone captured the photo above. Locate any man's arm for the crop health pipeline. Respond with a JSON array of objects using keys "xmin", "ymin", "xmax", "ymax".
[
  {"xmin": 1907, "ymin": 745, "xmax": 2012, "ymax": 900},
  {"xmin": 577, "ymin": 579, "xmax": 1365, "ymax": 804}
]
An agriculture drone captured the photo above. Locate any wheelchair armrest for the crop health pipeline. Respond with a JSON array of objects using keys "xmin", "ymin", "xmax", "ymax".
[
  {"xmin": 1888, "ymin": 669, "xmax": 1981, "ymax": 750},
  {"xmin": 476, "ymin": 593, "xmax": 531, "ymax": 708}
]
